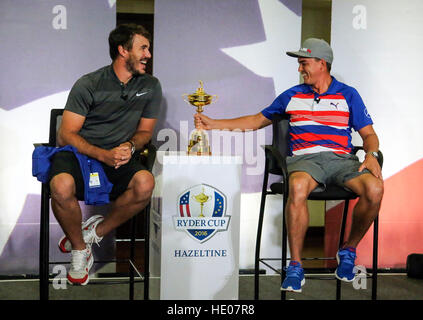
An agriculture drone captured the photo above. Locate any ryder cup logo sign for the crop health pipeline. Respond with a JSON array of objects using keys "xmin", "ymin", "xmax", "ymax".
[{"xmin": 173, "ymin": 184, "xmax": 230, "ymax": 243}]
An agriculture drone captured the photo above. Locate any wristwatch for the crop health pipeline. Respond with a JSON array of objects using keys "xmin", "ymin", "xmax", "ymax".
[
  {"xmin": 367, "ymin": 151, "xmax": 379, "ymax": 159},
  {"xmin": 128, "ymin": 140, "xmax": 136, "ymax": 155}
]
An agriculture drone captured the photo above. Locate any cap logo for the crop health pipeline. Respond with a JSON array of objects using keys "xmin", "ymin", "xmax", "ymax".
[{"xmin": 299, "ymin": 47, "xmax": 311, "ymax": 54}]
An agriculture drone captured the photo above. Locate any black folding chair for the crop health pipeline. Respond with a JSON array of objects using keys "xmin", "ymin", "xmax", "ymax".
[
  {"xmin": 254, "ymin": 113, "xmax": 382, "ymax": 300},
  {"xmin": 38, "ymin": 108, "xmax": 154, "ymax": 300}
]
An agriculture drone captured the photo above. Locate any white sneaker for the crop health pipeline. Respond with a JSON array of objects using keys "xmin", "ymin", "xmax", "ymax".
[
  {"xmin": 67, "ymin": 244, "xmax": 94, "ymax": 285},
  {"xmin": 58, "ymin": 215, "xmax": 104, "ymax": 253}
]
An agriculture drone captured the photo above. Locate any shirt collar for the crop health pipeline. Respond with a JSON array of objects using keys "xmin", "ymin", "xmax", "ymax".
[
  {"xmin": 106, "ymin": 64, "xmax": 121, "ymax": 84},
  {"xmin": 106, "ymin": 64, "xmax": 143, "ymax": 85},
  {"xmin": 305, "ymin": 76, "xmax": 339, "ymax": 96},
  {"xmin": 325, "ymin": 76, "xmax": 340, "ymax": 95}
]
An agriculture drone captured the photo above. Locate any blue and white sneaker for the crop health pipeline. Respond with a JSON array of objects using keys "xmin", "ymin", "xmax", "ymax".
[
  {"xmin": 281, "ymin": 261, "xmax": 305, "ymax": 292},
  {"xmin": 335, "ymin": 247, "xmax": 357, "ymax": 282}
]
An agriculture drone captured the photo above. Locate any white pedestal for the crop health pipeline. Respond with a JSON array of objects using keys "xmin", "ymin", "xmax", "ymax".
[{"xmin": 150, "ymin": 152, "xmax": 242, "ymax": 300}]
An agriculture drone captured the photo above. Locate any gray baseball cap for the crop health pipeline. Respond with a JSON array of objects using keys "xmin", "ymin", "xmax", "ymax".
[{"xmin": 286, "ymin": 38, "xmax": 333, "ymax": 64}]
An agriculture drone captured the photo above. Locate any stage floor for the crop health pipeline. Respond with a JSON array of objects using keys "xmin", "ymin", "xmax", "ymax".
[{"xmin": 0, "ymin": 273, "xmax": 421, "ymax": 300}]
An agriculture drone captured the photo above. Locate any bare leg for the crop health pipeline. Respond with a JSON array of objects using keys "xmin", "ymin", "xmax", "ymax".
[
  {"xmin": 51, "ymin": 170, "xmax": 154, "ymax": 248},
  {"xmin": 343, "ymin": 173, "xmax": 384, "ymax": 248},
  {"xmin": 285, "ymin": 172, "xmax": 319, "ymax": 264},
  {"xmin": 50, "ymin": 173, "xmax": 85, "ymax": 250},
  {"xmin": 95, "ymin": 170, "xmax": 154, "ymax": 237}
]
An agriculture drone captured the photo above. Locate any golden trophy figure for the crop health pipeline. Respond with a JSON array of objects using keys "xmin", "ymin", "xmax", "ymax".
[
  {"xmin": 182, "ymin": 81, "xmax": 217, "ymax": 155},
  {"xmin": 192, "ymin": 187, "xmax": 211, "ymax": 218}
]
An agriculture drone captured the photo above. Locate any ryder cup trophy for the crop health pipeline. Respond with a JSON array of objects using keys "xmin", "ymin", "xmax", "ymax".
[
  {"xmin": 192, "ymin": 187, "xmax": 211, "ymax": 217},
  {"xmin": 183, "ymin": 81, "xmax": 218, "ymax": 155}
]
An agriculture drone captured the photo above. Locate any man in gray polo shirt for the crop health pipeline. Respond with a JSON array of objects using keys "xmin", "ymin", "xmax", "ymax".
[{"xmin": 48, "ymin": 24, "xmax": 162, "ymax": 285}]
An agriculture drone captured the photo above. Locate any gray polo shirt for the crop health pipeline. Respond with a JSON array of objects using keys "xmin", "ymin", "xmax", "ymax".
[{"xmin": 64, "ymin": 64, "xmax": 162, "ymax": 149}]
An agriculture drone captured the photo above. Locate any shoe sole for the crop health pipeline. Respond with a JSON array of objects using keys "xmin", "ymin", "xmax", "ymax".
[
  {"xmin": 67, "ymin": 254, "xmax": 94, "ymax": 286},
  {"xmin": 280, "ymin": 278, "xmax": 306, "ymax": 293},
  {"xmin": 335, "ymin": 252, "xmax": 355, "ymax": 282},
  {"xmin": 58, "ymin": 215, "xmax": 103, "ymax": 253}
]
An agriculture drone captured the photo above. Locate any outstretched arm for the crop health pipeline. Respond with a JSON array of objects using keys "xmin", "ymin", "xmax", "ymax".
[{"xmin": 194, "ymin": 112, "xmax": 271, "ymax": 131}]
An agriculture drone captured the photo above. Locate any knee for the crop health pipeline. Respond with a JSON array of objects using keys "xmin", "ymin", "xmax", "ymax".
[
  {"xmin": 364, "ymin": 179, "xmax": 384, "ymax": 205},
  {"xmin": 132, "ymin": 171, "xmax": 155, "ymax": 201},
  {"xmin": 49, "ymin": 173, "xmax": 76, "ymax": 202},
  {"xmin": 288, "ymin": 175, "xmax": 311, "ymax": 204}
]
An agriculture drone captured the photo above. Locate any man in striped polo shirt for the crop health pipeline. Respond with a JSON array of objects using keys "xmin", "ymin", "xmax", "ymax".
[{"xmin": 194, "ymin": 38, "xmax": 383, "ymax": 293}]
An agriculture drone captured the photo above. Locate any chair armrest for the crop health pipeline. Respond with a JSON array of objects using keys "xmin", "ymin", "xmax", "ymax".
[
  {"xmin": 263, "ymin": 145, "xmax": 289, "ymax": 181},
  {"xmin": 352, "ymin": 146, "xmax": 364, "ymax": 154},
  {"xmin": 33, "ymin": 143, "xmax": 52, "ymax": 148},
  {"xmin": 376, "ymin": 150, "xmax": 384, "ymax": 168},
  {"xmin": 139, "ymin": 142, "xmax": 157, "ymax": 172},
  {"xmin": 353, "ymin": 146, "xmax": 384, "ymax": 168}
]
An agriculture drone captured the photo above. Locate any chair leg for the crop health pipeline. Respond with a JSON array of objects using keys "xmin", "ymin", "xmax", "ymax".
[
  {"xmin": 281, "ymin": 193, "xmax": 288, "ymax": 300},
  {"xmin": 129, "ymin": 215, "xmax": 137, "ymax": 300},
  {"xmin": 372, "ymin": 216, "xmax": 379, "ymax": 300},
  {"xmin": 253, "ymin": 193, "xmax": 267, "ymax": 300},
  {"xmin": 39, "ymin": 184, "xmax": 50, "ymax": 300},
  {"xmin": 336, "ymin": 200, "xmax": 350, "ymax": 300},
  {"xmin": 254, "ymin": 164, "xmax": 269, "ymax": 300},
  {"xmin": 144, "ymin": 203, "xmax": 150, "ymax": 300}
]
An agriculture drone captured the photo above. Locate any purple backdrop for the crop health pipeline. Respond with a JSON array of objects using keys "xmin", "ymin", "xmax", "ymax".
[
  {"xmin": 0, "ymin": 0, "xmax": 115, "ymax": 275},
  {"xmin": 153, "ymin": 0, "xmax": 302, "ymax": 193},
  {"xmin": 0, "ymin": 0, "xmax": 115, "ymax": 110}
]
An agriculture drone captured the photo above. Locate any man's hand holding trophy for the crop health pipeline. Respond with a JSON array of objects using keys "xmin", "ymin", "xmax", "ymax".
[{"xmin": 183, "ymin": 81, "xmax": 218, "ymax": 155}]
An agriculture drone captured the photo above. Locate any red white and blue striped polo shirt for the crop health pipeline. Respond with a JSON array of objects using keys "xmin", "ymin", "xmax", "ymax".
[{"xmin": 261, "ymin": 77, "xmax": 373, "ymax": 156}]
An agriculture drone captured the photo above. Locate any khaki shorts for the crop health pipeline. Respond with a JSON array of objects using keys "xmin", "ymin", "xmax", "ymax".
[{"xmin": 286, "ymin": 151, "xmax": 370, "ymax": 192}]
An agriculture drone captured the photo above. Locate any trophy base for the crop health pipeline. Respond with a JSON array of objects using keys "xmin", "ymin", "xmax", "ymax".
[
  {"xmin": 187, "ymin": 150, "xmax": 212, "ymax": 156},
  {"xmin": 187, "ymin": 129, "xmax": 211, "ymax": 156}
]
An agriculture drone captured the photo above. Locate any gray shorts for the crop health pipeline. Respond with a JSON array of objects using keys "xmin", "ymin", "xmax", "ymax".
[{"xmin": 286, "ymin": 151, "xmax": 370, "ymax": 192}]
